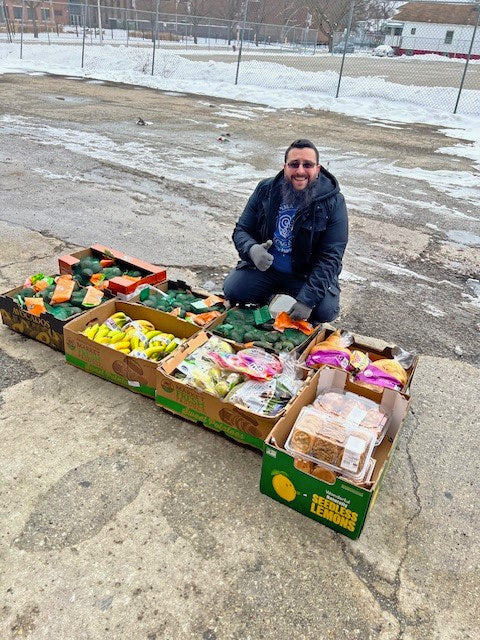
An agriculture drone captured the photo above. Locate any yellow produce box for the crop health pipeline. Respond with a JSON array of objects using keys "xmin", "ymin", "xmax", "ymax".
[{"xmin": 64, "ymin": 300, "xmax": 199, "ymax": 398}]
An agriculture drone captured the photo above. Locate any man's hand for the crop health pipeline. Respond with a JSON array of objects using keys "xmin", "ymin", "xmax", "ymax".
[
  {"xmin": 289, "ymin": 301, "xmax": 312, "ymax": 321},
  {"xmin": 249, "ymin": 240, "xmax": 273, "ymax": 271}
]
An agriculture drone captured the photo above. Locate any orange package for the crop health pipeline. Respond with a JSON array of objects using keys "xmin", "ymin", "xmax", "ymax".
[
  {"xmin": 274, "ymin": 311, "xmax": 314, "ymax": 335},
  {"xmin": 192, "ymin": 310, "xmax": 222, "ymax": 325},
  {"xmin": 82, "ymin": 286, "xmax": 104, "ymax": 307},
  {"xmin": 202, "ymin": 295, "xmax": 225, "ymax": 308},
  {"xmin": 33, "ymin": 279, "xmax": 49, "ymax": 293},
  {"xmin": 24, "ymin": 297, "xmax": 46, "ymax": 316},
  {"xmin": 51, "ymin": 275, "xmax": 75, "ymax": 305},
  {"xmin": 90, "ymin": 273, "xmax": 108, "ymax": 290}
]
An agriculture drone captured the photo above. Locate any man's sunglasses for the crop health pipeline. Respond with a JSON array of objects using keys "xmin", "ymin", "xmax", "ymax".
[{"xmin": 286, "ymin": 161, "xmax": 317, "ymax": 169}]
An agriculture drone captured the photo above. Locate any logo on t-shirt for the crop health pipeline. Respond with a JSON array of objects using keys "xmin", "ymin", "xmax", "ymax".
[{"xmin": 272, "ymin": 203, "xmax": 296, "ymax": 273}]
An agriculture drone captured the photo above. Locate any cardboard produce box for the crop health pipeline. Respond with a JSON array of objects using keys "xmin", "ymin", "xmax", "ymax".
[
  {"xmin": 58, "ymin": 243, "xmax": 167, "ymax": 297},
  {"xmin": 0, "ymin": 280, "xmax": 111, "ymax": 352},
  {"xmin": 260, "ymin": 368, "xmax": 410, "ymax": 539},
  {"xmin": 132, "ymin": 280, "xmax": 226, "ymax": 328},
  {"xmin": 298, "ymin": 327, "xmax": 418, "ymax": 398},
  {"xmin": 208, "ymin": 309, "xmax": 319, "ymax": 355},
  {"xmin": 64, "ymin": 300, "xmax": 200, "ymax": 398},
  {"xmin": 155, "ymin": 331, "xmax": 310, "ymax": 451}
]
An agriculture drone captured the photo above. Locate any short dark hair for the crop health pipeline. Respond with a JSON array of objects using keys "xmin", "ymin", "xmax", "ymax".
[{"xmin": 284, "ymin": 139, "xmax": 319, "ymax": 164}]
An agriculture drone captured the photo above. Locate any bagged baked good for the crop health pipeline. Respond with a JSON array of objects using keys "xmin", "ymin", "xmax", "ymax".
[
  {"xmin": 305, "ymin": 330, "xmax": 353, "ymax": 370},
  {"xmin": 350, "ymin": 347, "xmax": 413, "ymax": 393}
]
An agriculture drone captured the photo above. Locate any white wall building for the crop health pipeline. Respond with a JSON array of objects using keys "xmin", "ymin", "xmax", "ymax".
[{"xmin": 385, "ymin": 2, "xmax": 480, "ymax": 58}]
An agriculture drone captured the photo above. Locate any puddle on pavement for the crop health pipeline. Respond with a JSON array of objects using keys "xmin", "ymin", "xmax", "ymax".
[{"xmin": 43, "ymin": 94, "xmax": 95, "ymax": 104}]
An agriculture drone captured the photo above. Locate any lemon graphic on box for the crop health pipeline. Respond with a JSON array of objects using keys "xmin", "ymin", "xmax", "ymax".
[{"xmin": 272, "ymin": 473, "xmax": 297, "ymax": 502}]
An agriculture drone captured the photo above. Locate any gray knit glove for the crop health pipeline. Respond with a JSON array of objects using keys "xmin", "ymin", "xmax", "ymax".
[
  {"xmin": 249, "ymin": 240, "xmax": 273, "ymax": 271},
  {"xmin": 289, "ymin": 301, "xmax": 312, "ymax": 321}
]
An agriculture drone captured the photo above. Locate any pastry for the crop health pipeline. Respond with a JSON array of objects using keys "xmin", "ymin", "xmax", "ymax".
[
  {"xmin": 311, "ymin": 436, "xmax": 341, "ymax": 465},
  {"xmin": 311, "ymin": 466, "xmax": 337, "ymax": 483},
  {"xmin": 294, "ymin": 458, "xmax": 314, "ymax": 474},
  {"xmin": 290, "ymin": 429, "xmax": 314, "ymax": 454}
]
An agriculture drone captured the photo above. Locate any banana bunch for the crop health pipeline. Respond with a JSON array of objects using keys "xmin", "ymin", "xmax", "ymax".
[{"xmin": 82, "ymin": 312, "xmax": 185, "ymax": 361}]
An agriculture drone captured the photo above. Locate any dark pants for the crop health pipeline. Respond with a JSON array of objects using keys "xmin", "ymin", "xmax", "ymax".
[{"xmin": 223, "ymin": 266, "xmax": 340, "ymax": 324}]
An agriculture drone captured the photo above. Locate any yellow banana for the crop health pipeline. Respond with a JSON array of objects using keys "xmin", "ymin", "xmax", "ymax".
[
  {"xmin": 145, "ymin": 344, "xmax": 165, "ymax": 358},
  {"xmin": 164, "ymin": 340, "xmax": 179, "ymax": 354},
  {"xmin": 94, "ymin": 336, "xmax": 111, "ymax": 344},
  {"xmin": 145, "ymin": 330, "xmax": 162, "ymax": 340},
  {"xmin": 84, "ymin": 323, "xmax": 99, "ymax": 339},
  {"xmin": 110, "ymin": 312, "xmax": 127, "ymax": 320},
  {"xmin": 110, "ymin": 331, "xmax": 126, "ymax": 344},
  {"xmin": 96, "ymin": 325, "xmax": 110, "ymax": 338},
  {"xmin": 111, "ymin": 340, "xmax": 131, "ymax": 351},
  {"xmin": 149, "ymin": 334, "xmax": 169, "ymax": 345},
  {"xmin": 136, "ymin": 320, "xmax": 155, "ymax": 331},
  {"xmin": 117, "ymin": 348, "xmax": 131, "ymax": 354}
]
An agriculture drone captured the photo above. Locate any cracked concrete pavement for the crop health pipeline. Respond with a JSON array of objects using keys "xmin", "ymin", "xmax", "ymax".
[{"xmin": 0, "ymin": 74, "xmax": 479, "ymax": 639}]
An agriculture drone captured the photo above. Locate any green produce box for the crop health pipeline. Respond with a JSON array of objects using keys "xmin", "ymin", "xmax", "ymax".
[
  {"xmin": 64, "ymin": 300, "xmax": 200, "ymax": 398},
  {"xmin": 132, "ymin": 280, "xmax": 226, "ymax": 328},
  {"xmin": 155, "ymin": 330, "xmax": 311, "ymax": 450},
  {"xmin": 208, "ymin": 306, "xmax": 319, "ymax": 354},
  {"xmin": 0, "ymin": 279, "xmax": 110, "ymax": 352},
  {"xmin": 260, "ymin": 368, "xmax": 410, "ymax": 539}
]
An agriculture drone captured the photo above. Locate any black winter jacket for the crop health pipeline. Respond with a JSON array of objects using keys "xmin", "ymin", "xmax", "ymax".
[{"xmin": 232, "ymin": 167, "xmax": 349, "ymax": 309}]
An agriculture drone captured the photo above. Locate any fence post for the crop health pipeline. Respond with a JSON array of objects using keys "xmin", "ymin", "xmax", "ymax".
[
  {"xmin": 81, "ymin": 0, "xmax": 87, "ymax": 67},
  {"xmin": 1, "ymin": 0, "xmax": 13, "ymax": 42},
  {"xmin": 20, "ymin": 0, "xmax": 24, "ymax": 59},
  {"xmin": 151, "ymin": 0, "xmax": 159, "ymax": 75},
  {"xmin": 235, "ymin": 0, "xmax": 249, "ymax": 85},
  {"xmin": 97, "ymin": 0, "xmax": 103, "ymax": 44},
  {"xmin": 335, "ymin": 0, "xmax": 355, "ymax": 99},
  {"xmin": 454, "ymin": 2, "xmax": 480, "ymax": 113}
]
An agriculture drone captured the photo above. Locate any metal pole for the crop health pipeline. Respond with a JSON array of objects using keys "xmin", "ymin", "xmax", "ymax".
[
  {"xmin": 335, "ymin": 0, "xmax": 355, "ymax": 99},
  {"xmin": 151, "ymin": 0, "xmax": 159, "ymax": 75},
  {"xmin": 81, "ymin": 0, "xmax": 87, "ymax": 67},
  {"xmin": 235, "ymin": 0, "xmax": 248, "ymax": 85},
  {"xmin": 2, "ymin": 0, "xmax": 13, "ymax": 42},
  {"xmin": 97, "ymin": 0, "xmax": 103, "ymax": 44},
  {"xmin": 454, "ymin": 3, "xmax": 480, "ymax": 113},
  {"xmin": 20, "ymin": 0, "xmax": 24, "ymax": 59},
  {"xmin": 41, "ymin": 1, "xmax": 50, "ymax": 44}
]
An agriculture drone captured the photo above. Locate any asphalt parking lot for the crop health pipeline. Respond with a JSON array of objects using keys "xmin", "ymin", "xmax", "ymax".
[{"xmin": 0, "ymin": 74, "xmax": 479, "ymax": 639}]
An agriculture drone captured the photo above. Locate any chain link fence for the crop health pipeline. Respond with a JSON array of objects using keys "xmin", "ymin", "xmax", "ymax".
[{"xmin": 0, "ymin": 0, "xmax": 478, "ymax": 115}]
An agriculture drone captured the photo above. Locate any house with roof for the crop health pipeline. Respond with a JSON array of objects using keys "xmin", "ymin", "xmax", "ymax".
[{"xmin": 384, "ymin": 1, "xmax": 480, "ymax": 58}]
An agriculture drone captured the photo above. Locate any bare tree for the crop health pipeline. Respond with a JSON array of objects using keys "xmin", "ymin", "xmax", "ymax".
[
  {"xmin": 211, "ymin": 0, "xmax": 242, "ymax": 44},
  {"xmin": 184, "ymin": 0, "xmax": 209, "ymax": 43},
  {"xmin": 25, "ymin": 0, "xmax": 42, "ymax": 38},
  {"xmin": 305, "ymin": 0, "xmax": 353, "ymax": 50}
]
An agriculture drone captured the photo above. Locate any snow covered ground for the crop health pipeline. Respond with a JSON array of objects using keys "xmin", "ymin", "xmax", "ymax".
[{"xmin": 0, "ymin": 39, "xmax": 479, "ymax": 154}]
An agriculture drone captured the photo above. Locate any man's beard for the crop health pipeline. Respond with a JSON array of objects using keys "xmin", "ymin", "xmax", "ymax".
[{"xmin": 281, "ymin": 177, "xmax": 317, "ymax": 209}]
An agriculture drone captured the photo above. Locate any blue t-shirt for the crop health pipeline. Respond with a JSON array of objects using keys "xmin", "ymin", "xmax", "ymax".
[{"xmin": 271, "ymin": 203, "xmax": 297, "ymax": 273}]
